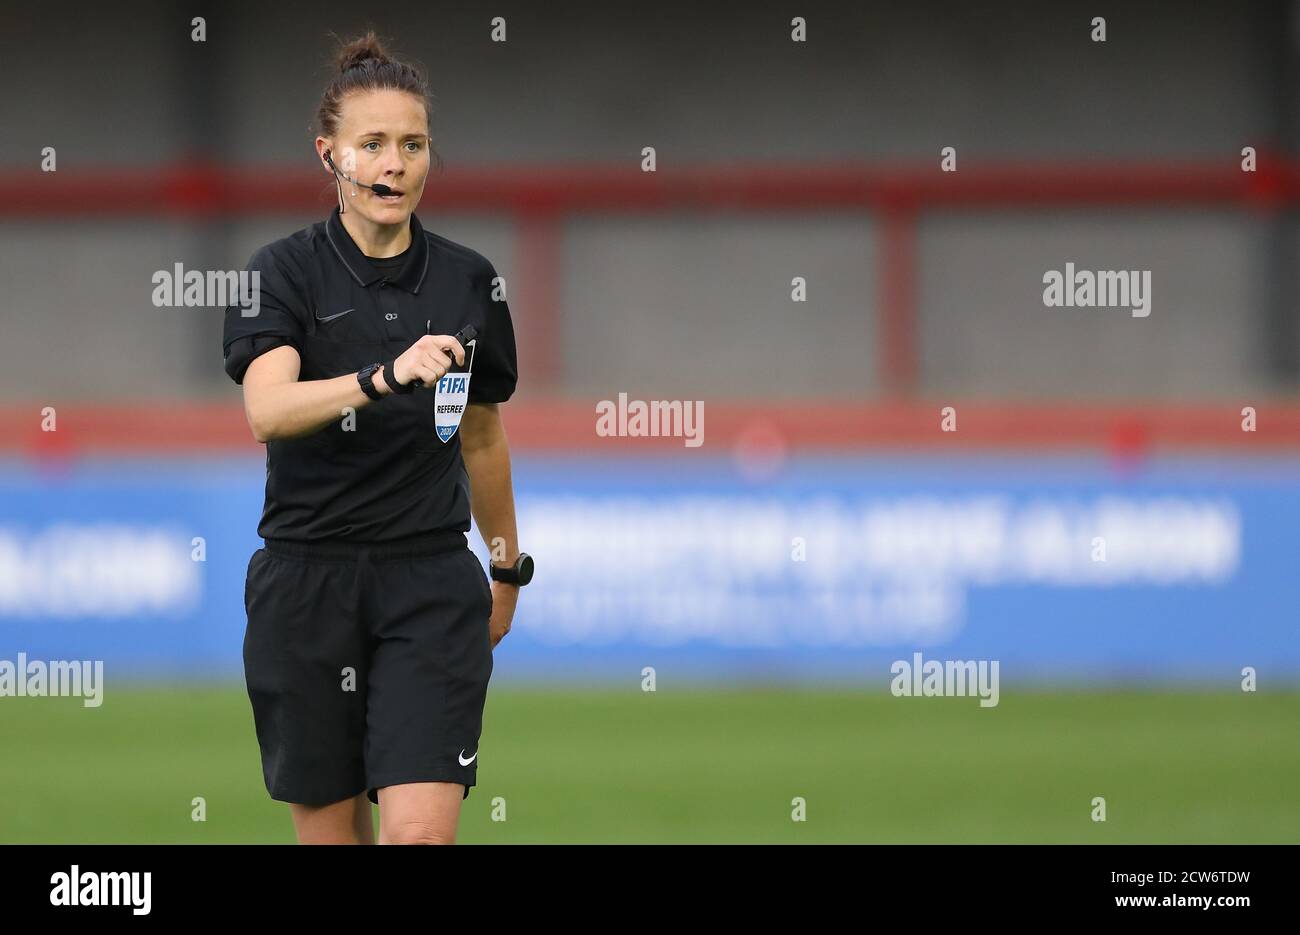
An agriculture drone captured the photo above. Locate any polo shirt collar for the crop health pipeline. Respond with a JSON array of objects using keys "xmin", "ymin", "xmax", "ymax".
[{"xmin": 326, "ymin": 206, "xmax": 430, "ymax": 293}]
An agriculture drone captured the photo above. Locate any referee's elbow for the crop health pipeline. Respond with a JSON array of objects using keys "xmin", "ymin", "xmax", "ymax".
[{"xmin": 244, "ymin": 406, "xmax": 275, "ymax": 444}]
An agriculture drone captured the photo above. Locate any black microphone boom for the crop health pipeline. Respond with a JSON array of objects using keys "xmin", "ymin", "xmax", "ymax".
[{"xmin": 323, "ymin": 151, "xmax": 395, "ymax": 197}]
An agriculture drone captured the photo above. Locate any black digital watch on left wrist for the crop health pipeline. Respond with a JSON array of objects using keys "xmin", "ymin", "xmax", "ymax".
[{"xmin": 357, "ymin": 362, "xmax": 384, "ymax": 400}]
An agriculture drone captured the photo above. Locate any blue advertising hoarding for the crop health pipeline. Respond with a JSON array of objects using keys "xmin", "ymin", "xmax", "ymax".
[{"xmin": 0, "ymin": 454, "xmax": 1295, "ymax": 683}]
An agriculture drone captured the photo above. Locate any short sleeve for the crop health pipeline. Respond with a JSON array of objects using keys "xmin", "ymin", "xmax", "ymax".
[
  {"xmin": 221, "ymin": 245, "xmax": 308, "ymax": 384},
  {"xmin": 468, "ymin": 258, "xmax": 518, "ymax": 404}
]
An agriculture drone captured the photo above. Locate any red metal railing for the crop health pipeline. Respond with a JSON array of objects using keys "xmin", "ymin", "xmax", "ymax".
[
  {"xmin": 5, "ymin": 159, "xmax": 1299, "ymax": 451},
  {"xmin": 1, "ymin": 401, "xmax": 1298, "ymax": 455}
]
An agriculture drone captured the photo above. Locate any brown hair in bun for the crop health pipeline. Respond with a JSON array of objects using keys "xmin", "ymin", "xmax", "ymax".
[{"xmin": 317, "ymin": 31, "xmax": 441, "ymax": 170}]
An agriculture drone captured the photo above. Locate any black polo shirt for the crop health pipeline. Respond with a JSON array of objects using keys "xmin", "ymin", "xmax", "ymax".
[{"xmin": 221, "ymin": 207, "xmax": 518, "ymax": 542}]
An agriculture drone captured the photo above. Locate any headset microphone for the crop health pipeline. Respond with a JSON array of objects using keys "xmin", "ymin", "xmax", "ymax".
[{"xmin": 323, "ymin": 151, "xmax": 396, "ymax": 201}]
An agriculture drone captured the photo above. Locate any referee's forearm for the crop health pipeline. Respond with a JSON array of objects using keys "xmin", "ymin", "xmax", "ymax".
[
  {"xmin": 462, "ymin": 435, "xmax": 520, "ymax": 563},
  {"xmin": 245, "ymin": 373, "xmax": 384, "ymax": 442}
]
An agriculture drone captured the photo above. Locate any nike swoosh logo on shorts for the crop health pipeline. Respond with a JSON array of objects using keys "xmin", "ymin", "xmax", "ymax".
[
  {"xmin": 458, "ymin": 749, "xmax": 478, "ymax": 766},
  {"xmin": 315, "ymin": 308, "xmax": 353, "ymax": 322}
]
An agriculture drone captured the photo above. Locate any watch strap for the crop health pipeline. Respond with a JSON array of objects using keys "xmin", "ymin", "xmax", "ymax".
[
  {"xmin": 490, "ymin": 553, "xmax": 533, "ymax": 586},
  {"xmin": 357, "ymin": 363, "xmax": 384, "ymax": 401},
  {"xmin": 382, "ymin": 360, "xmax": 416, "ymax": 394}
]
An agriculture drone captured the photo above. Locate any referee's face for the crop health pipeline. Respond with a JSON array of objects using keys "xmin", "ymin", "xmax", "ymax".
[{"xmin": 326, "ymin": 88, "xmax": 431, "ymax": 227}]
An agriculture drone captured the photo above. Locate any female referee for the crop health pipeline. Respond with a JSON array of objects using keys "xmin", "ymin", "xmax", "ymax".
[{"xmin": 221, "ymin": 33, "xmax": 533, "ymax": 845}]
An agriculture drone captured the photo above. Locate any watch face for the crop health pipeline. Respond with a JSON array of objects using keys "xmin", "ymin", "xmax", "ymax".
[{"xmin": 492, "ymin": 554, "xmax": 533, "ymax": 585}]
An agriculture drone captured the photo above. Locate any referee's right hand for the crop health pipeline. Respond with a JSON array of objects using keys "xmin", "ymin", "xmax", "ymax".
[{"xmin": 385, "ymin": 334, "xmax": 466, "ymax": 391}]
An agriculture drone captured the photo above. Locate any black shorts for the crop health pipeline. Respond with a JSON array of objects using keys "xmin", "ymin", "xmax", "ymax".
[{"xmin": 242, "ymin": 531, "xmax": 494, "ymax": 807}]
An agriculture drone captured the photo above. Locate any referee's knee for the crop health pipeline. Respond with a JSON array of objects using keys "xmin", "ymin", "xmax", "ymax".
[{"xmin": 383, "ymin": 819, "xmax": 456, "ymax": 845}]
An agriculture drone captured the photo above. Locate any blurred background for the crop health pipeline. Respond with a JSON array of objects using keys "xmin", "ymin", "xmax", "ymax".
[{"xmin": 0, "ymin": 0, "xmax": 1297, "ymax": 842}]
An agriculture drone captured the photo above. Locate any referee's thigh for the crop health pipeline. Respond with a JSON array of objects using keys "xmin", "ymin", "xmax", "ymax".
[
  {"xmin": 363, "ymin": 548, "xmax": 494, "ymax": 820},
  {"xmin": 243, "ymin": 548, "xmax": 370, "ymax": 806}
]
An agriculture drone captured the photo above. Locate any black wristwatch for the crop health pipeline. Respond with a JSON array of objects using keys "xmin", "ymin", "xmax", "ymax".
[
  {"xmin": 357, "ymin": 362, "xmax": 384, "ymax": 400},
  {"xmin": 490, "ymin": 552, "xmax": 534, "ymax": 587}
]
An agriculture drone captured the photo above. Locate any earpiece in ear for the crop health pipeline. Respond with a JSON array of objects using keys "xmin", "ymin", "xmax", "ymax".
[{"xmin": 325, "ymin": 149, "xmax": 346, "ymax": 214}]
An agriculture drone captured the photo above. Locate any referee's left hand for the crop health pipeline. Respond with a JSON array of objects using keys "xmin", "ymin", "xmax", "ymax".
[
  {"xmin": 389, "ymin": 334, "xmax": 465, "ymax": 388},
  {"xmin": 488, "ymin": 580, "xmax": 518, "ymax": 649}
]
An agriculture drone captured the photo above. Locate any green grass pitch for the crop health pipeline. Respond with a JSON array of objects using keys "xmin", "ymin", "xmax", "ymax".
[{"xmin": 2, "ymin": 685, "xmax": 1296, "ymax": 843}]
